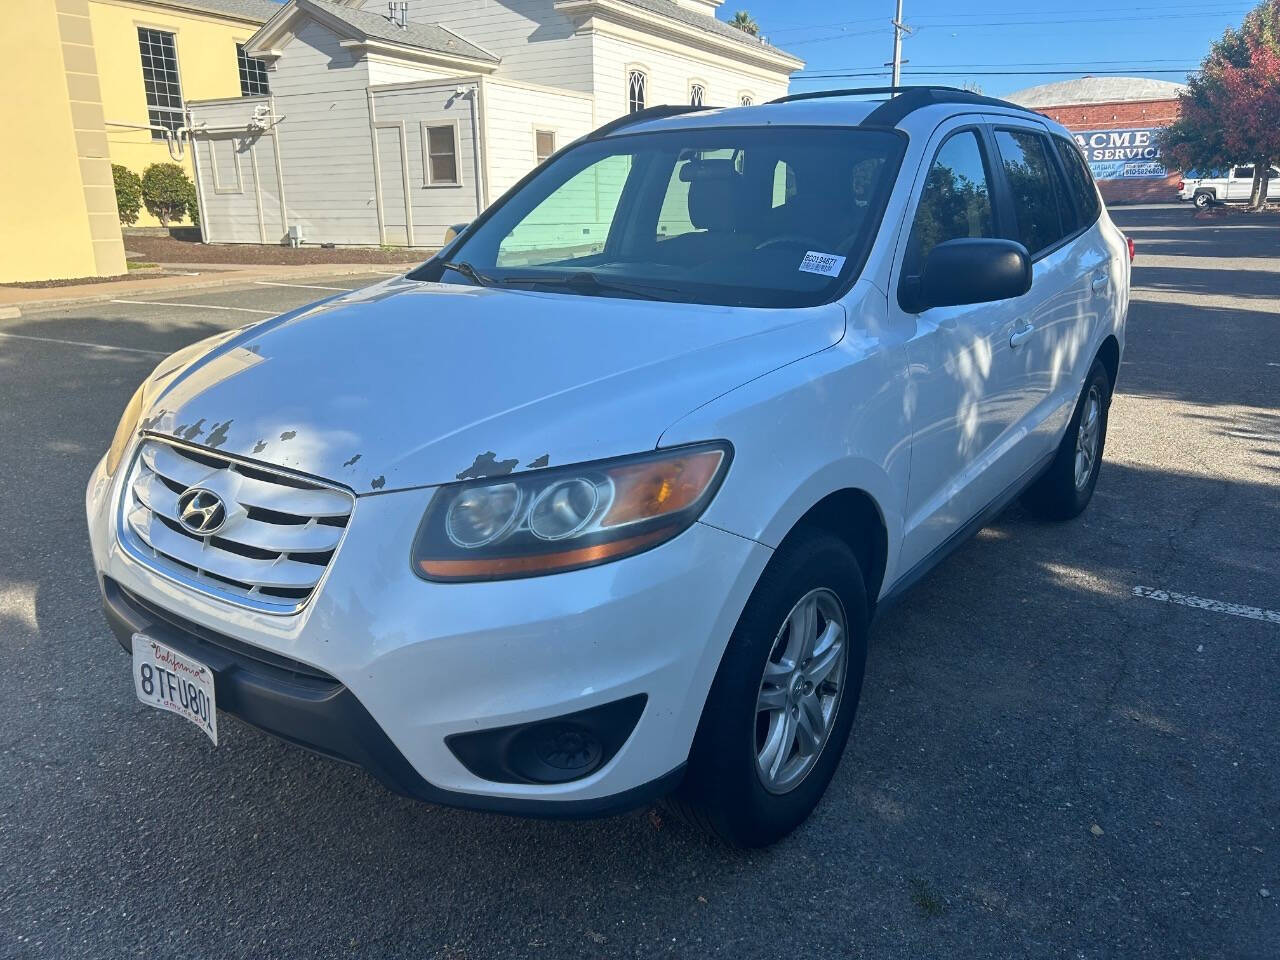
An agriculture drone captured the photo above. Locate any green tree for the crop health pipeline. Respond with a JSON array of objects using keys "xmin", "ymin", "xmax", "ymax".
[
  {"xmin": 1158, "ymin": 0, "xmax": 1280, "ymax": 209},
  {"xmin": 730, "ymin": 10, "xmax": 760, "ymax": 36},
  {"xmin": 111, "ymin": 164, "xmax": 143, "ymax": 227},
  {"xmin": 140, "ymin": 162, "xmax": 197, "ymax": 226}
]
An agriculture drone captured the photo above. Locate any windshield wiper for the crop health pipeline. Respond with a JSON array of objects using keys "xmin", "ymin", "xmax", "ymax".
[
  {"xmin": 438, "ymin": 260, "xmax": 496, "ymax": 287},
  {"xmin": 498, "ymin": 271, "xmax": 680, "ymax": 302}
]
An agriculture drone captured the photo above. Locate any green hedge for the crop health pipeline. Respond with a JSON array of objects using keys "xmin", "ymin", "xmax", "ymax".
[
  {"xmin": 112, "ymin": 164, "xmax": 143, "ymax": 226},
  {"xmin": 141, "ymin": 162, "xmax": 198, "ymax": 227}
]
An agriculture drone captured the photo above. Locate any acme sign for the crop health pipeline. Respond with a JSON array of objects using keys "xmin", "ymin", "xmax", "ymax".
[{"xmin": 1072, "ymin": 128, "xmax": 1167, "ymax": 180}]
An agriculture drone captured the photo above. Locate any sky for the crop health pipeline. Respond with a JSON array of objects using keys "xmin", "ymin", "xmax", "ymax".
[{"xmin": 719, "ymin": 0, "xmax": 1257, "ymax": 97}]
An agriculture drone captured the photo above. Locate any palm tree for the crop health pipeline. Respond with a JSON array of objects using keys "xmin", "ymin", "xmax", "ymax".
[{"xmin": 730, "ymin": 10, "xmax": 760, "ymax": 36}]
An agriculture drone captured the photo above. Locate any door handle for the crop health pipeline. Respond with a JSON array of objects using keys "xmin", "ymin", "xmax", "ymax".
[
  {"xmin": 1009, "ymin": 321, "xmax": 1035, "ymax": 348},
  {"xmin": 1091, "ymin": 272, "xmax": 1109, "ymax": 293}
]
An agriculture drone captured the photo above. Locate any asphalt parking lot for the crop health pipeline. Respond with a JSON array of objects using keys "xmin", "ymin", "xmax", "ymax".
[{"xmin": 2, "ymin": 206, "xmax": 1277, "ymax": 959}]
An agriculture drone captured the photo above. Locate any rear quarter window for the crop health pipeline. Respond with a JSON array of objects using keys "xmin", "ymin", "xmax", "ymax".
[
  {"xmin": 994, "ymin": 128, "xmax": 1069, "ymax": 257},
  {"xmin": 1054, "ymin": 136, "xmax": 1101, "ymax": 225}
]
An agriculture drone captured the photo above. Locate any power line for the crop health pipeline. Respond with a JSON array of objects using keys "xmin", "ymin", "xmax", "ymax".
[
  {"xmin": 796, "ymin": 59, "xmax": 1202, "ymax": 76},
  {"xmin": 778, "ymin": 8, "xmax": 1251, "ymax": 49},
  {"xmin": 761, "ymin": 0, "xmax": 1249, "ymax": 35},
  {"xmin": 792, "ymin": 68, "xmax": 1198, "ymax": 80}
]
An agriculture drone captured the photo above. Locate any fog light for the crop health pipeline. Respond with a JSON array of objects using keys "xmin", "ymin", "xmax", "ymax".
[
  {"xmin": 528, "ymin": 725, "xmax": 602, "ymax": 773},
  {"xmin": 445, "ymin": 694, "xmax": 646, "ymax": 785}
]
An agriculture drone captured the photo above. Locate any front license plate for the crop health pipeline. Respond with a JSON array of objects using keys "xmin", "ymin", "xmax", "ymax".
[{"xmin": 131, "ymin": 634, "xmax": 218, "ymax": 745}]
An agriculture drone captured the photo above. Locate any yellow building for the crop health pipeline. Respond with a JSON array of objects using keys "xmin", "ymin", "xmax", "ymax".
[
  {"xmin": 92, "ymin": 0, "xmax": 279, "ymax": 227},
  {"xmin": 0, "ymin": 0, "xmax": 276, "ymax": 282},
  {"xmin": 0, "ymin": 0, "xmax": 126, "ymax": 283}
]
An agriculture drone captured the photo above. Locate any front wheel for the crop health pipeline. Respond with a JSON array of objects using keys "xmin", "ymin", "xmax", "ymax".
[
  {"xmin": 668, "ymin": 532, "xmax": 869, "ymax": 847},
  {"xmin": 1023, "ymin": 359, "xmax": 1112, "ymax": 520},
  {"xmin": 1193, "ymin": 191, "xmax": 1214, "ymax": 209}
]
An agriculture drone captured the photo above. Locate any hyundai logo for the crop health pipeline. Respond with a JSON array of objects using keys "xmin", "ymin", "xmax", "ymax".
[{"xmin": 176, "ymin": 488, "xmax": 227, "ymax": 535}]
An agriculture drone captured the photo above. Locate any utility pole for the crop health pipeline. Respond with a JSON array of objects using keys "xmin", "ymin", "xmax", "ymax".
[{"xmin": 889, "ymin": 0, "xmax": 911, "ymax": 87}]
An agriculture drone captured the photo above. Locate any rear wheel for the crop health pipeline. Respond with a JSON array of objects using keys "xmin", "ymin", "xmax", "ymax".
[
  {"xmin": 1193, "ymin": 191, "xmax": 1215, "ymax": 209},
  {"xmin": 668, "ymin": 532, "xmax": 869, "ymax": 847},
  {"xmin": 1023, "ymin": 359, "xmax": 1112, "ymax": 520}
]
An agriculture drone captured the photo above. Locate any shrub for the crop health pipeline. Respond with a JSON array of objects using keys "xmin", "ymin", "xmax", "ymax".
[
  {"xmin": 112, "ymin": 164, "xmax": 143, "ymax": 226},
  {"xmin": 141, "ymin": 162, "xmax": 197, "ymax": 226}
]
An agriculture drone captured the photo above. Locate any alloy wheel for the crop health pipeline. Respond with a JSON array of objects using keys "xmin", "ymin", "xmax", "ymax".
[
  {"xmin": 754, "ymin": 587, "xmax": 848, "ymax": 794},
  {"xmin": 1074, "ymin": 384, "xmax": 1103, "ymax": 490}
]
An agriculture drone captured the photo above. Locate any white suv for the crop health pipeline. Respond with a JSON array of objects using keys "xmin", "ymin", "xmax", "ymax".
[{"xmin": 87, "ymin": 87, "xmax": 1130, "ymax": 847}]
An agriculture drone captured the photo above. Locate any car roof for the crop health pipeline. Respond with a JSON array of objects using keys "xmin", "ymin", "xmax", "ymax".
[{"xmin": 598, "ymin": 86, "xmax": 1059, "ymax": 140}]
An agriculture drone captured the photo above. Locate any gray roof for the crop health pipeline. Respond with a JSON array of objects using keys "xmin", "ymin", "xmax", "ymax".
[
  {"xmin": 1006, "ymin": 76, "xmax": 1187, "ymax": 108},
  {"xmin": 161, "ymin": 0, "xmax": 283, "ymax": 23},
  {"xmin": 299, "ymin": 0, "xmax": 498, "ymax": 63},
  {"xmin": 614, "ymin": 0, "xmax": 800, "ymax": 64}
]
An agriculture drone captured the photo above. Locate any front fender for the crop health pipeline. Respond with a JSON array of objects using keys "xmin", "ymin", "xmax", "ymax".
[{"xmin": 659, "ymin": 309, "xmax": 912, "ymax": 601}]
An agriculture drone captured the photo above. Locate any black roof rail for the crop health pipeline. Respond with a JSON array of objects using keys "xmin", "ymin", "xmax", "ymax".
[
  {"xmin": 768, "ymin": 85, "xmax": 925, "ymax": 104},
  {"xmin": 583, "ymin": 104, "xmax": 712, "ymax": 142},
  {"xmin": 767, "ymin": 85, "xmax": 1031, "ymax": 127}
]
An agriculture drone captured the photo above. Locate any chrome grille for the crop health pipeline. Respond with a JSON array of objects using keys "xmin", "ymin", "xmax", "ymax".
[{"xmin": 119, "ymin": 438, "xmax": 354, "ymax": 614}]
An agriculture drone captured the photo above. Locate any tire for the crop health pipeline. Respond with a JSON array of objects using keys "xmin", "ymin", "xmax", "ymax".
[
  {"xmin": 1023, "ymin": 359, "xmax": 1112, "ymax": 520},
  {"xmin": 1193, "ymin": 191, "xmax": 1214, "ymax": 209},
  {"xmin": 667, "ymin": 531, "xmax": 869, "ymax": 847}
]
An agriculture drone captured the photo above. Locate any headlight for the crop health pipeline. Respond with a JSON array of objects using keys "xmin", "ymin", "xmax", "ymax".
[
  {"xmin": 104, "ymin": 383, "xmax": 146, "ymax": 476},
  {"xmin": 412, "ymin": 442, "xmax": 732, "ymax": 581}
]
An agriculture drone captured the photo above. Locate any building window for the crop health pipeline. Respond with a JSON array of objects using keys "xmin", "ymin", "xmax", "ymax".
[
  {"xmin": 424, "ymin": 123, "xmax": 459, "ymax": 185},
  {"xmin": 237, "ymin": 43, "xmax": 270, "ymax": 97},
  {"xmin": 627, "ymin": 69, "xmax": 647, "ymax": 114},
  {"xmin": 137, "ymin": 27, "xmax": 183, "ymax": 139},
  {"xmin": 690, "ymin": 82, "xmax": 705, "ymax": 107},
  {"xmin": 739, "ymin": 93, "xmax": 755, "ymax": 106},
  {"xmin": 535, "ymin": 129, "xmax": 556, "ymax": 164}
]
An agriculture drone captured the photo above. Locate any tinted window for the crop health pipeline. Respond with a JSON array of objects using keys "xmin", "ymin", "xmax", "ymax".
[
  {"xmin": 1234, "ymin": 166, "xmax": 1254, "ymax": 179},
  {"xmin": 1054, "ymin": 136, "xmax": 1101, "ymax": 225},
  {"xmin": 995, "ymin": 129, "xmax": 1067, "ymax": 257},
  {"xmin": 427, "ymin": 127, "xmax": 906, "ymax": 308},
  {"xmin": 903, "ymin": 130, "xmax": 994, "ymax": 278}
]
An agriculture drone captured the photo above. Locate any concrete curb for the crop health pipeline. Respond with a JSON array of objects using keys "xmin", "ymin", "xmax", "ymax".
[{"xmin": 0, "ymin": 262, "xmax": 419, "ymax": 316}]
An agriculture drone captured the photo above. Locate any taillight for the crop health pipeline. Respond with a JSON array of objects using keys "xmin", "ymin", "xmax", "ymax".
[
  {"xmin": 1177, "ymin": 179, "xmax": 1185, "ymax": 191},
  {"xmin": 1126, "ymin": 235, "xmax": 1135, "ymax": 263}
]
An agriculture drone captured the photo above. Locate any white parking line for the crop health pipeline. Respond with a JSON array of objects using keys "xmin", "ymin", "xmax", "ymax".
[
  {"xmin": 109, "ymin": 299, "xmax": 276, "ymax": 315},
  {"xmin": 252, "ymin": 281, "xmax": 353, "ymax": 292},
  {"xmin": 1133, "ymin": 586, "xmax": 1280, "ymax": 626},
  {"xmin": 0, "ymin": 331, "xmax": 166, "ymax": 357}
]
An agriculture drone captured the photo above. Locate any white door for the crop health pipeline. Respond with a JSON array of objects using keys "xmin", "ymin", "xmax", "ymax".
[
  {"xmin": 1228, "ymin": 166, "xmax": 1255, "ymax": 201},
  {"xmin": 891, "ymin": 123, "xmax": 1034, "ymax": 574},
  {"xmin": 374, "ymin": 122, "xmax": 412, "ymax": 246}
]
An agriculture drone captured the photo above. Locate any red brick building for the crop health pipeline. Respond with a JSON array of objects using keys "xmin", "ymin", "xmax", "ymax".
[{"xmin": 1007, "ymin": 77, "xmax": 1187, "ymax": 204}]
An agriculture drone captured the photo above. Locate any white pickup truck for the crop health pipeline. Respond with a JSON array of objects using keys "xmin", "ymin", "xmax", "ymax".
[{"xmin": 1178, "ymin": 165, "xmax": 1280, "ymax": 207}]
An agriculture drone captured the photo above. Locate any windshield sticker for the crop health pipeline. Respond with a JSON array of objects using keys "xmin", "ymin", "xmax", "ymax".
[{"xmin": 799, "ymin": 251, "xmax": 846, "ymax": 277}]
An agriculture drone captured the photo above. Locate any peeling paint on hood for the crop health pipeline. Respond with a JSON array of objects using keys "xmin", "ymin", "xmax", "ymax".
[{"xmin": 138, "ymin": 277, "xmax": 850, "ymax": 493}]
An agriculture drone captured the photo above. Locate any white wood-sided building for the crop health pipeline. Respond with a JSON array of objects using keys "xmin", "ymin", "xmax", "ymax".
[{"xmin": 185, "ymin": 0, "xmax": 803, "ymax": 247}]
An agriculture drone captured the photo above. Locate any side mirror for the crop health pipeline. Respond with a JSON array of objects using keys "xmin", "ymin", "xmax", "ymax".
[
  {"xmin": 442, "ymin": 222, "xmax": 470, "ymax": 244},
  {"xmin": 907, "ymin": 238, "xmax": 1032, "ymax": 312}
]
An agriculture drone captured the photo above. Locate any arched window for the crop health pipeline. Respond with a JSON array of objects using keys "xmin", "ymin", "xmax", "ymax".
[
  {"xmin": 627, "ymin": 69, "xmax": 647, "ymax": 113},
  {"xmin": 739, "ymin": 93, "xmax": 755, "ymax": 106},
  {"xmin": 689, "ymin": 82, "xmax": 705, "ymax": 107}
]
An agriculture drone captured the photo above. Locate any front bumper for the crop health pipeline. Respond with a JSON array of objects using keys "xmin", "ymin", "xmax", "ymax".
[{"xmin": 88, "ymin": 452, "xmax": 772, "ymax": 814}]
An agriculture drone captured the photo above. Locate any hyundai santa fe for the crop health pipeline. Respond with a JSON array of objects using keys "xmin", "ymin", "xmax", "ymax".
[{"xmin": 87, "ymin": 86, "xmax": 1130, "ymax": 847}]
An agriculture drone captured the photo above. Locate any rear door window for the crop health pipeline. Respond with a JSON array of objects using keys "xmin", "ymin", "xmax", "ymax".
[
  {"xmin": 1053, "ymin": 135, "xmax": 1101, "ymax": 225},
  {"xmin": 994, "ymin": 128, "xmax": 1068, "ymax": 257},
  {"xmin": 902, "ymin": 129, "xmax": 996, "ymax": 278}
]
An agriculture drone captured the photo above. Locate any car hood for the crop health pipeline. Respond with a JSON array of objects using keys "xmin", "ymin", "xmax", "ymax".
[{"xmin": 139, "ymin": 277, "xmax": 849, "ymax": 493}]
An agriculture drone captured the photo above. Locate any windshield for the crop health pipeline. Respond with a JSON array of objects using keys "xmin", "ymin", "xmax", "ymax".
[{"xmin": 411, "ymin": 126, "xmax": 906, "ymax": 308}]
